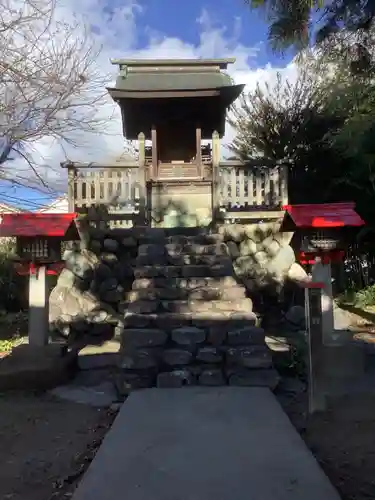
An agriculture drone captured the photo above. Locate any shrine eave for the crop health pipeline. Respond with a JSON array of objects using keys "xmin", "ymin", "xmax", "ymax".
[
  {"xmin": 107, "ymin": 84, "xmax": 244, "ymax": 106},
  {"xmin": 110, "ymin": 58, "xmax": 236, "ymax": 70}
]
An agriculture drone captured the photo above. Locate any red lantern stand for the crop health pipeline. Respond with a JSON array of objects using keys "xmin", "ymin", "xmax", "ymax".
[
  {"xmin": 0, "ymin": 213, "xmax": 79, "ymax": 347},
  {"xmin": 281, "ymin": 202, "xmax": 365, "ymax": 346}
]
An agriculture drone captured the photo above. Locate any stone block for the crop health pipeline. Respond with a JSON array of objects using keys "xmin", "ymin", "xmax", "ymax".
[
  {"xmin": 226, "ymin": 346, "xmax": 273, "ymax": 369},
  {"xmin": 171, "ymin": 326, "xmax": 206, "ymax": 346},
  {"xmin": 165, "ymin": 243, "xmax": 184, "ymax": 256},
  {"xmin": 120, "ymin": 348, "xmax": 161, "ymax": 370},
  {"xmin": 182, "ymin": 265, "xmax": 211, "ymax": 278},
  {"xmin": 161, "ymin": 300, "xmax": 189, "ymax": 313},
  {"xmin": 266, "ymin": 245, "xmax": 296, "ymax": 277},
  {"xmin": 131, "ymin": 278, "xmax": 153, "ymax": 289},
  {"xmin": 121, "ymin": 328, "xmax": 168, "ymax": 348},
  {"xmin": 127, "ymin": 289, "xmax": 158, "ymax": 302},
  {"xmin": 121, "ymin": 236, "xmax": 137, "ymax": 248},
  {"xmin": 157, "ymin": 370, "xmax": 196, "ymax": 388},
  {"xmin": 228, "ymin": 368, "xmax": 280, "ymax": 390},
  {"xmin": 226, "ymin": 241, "xmax": 240, "ymax": 259},
  {"xmin": 253, "ymin": 251, "xmax": 269, "ymax": 266},
  {"xmin": 0, "ymin": 345, "xmax": 77, "ymax": 391},
  {"xmin": 207, "ymin": 324, "xmax": 228, "ymax": 346},
  {"xmin": 287, "ymin": 263, "xmax": 308, "ymax": 284},
  {"xmin": 219, "ymin": 224, "xmax": 244, "ymax": 242},
  {"xmin": 114, "ymin": 372, "xmax": 154, "ymax": 395},
  {"xmin": 239, "ymin": 239, "xmax": 257, "ymax": 257},
  {"xmin": 162, "ymin": 349, "xmax": 193, "ymax": 366},
  {"xmin": 211, "ymin": 263, "xmax": 233, "ymax": 278},
  {"xmin": 134, "ymin": 267, "xmax": 159, "ymax": 279},
  {"xmin": 161, "ymin": 266, "xmax": 181, "ymax": 278},
  {"xmin": 136, "ymin": 255, "xmax": 166, "ymax": 266},
  {"xmin": 227, "ymin": 326, "xmax": 266, "ymax": 346},
  {"xmin": 103, "ymin": 238, "xmax": 119, "ymax": 252},
  {"xmin": 138, "ymin": 244, "xmax": 165, "ymax": 257},
  {"xmin": 198, "ymin": 368, "xmax": 226, "ymax": 386},
  {"xmin": 100, "ymin": 252, "xmax": 119, "ymax": 265},
  {"xmin": 124, "ymin": 314, "xmax": 155, "ymax": 328},
  {"xmin": 127, "ymin": 300, "xmax": 160, "ymax": 314},
  {"xmin": 261, "ymin": 236, "xmax": 280, "ymax": 257},
  {"xmin": 153, "ymin": 313, "xmax": 192, "ymax": 330},
  {"xmin": 196, "ymin": 347, "xmax": 222, "ymax": 363},
  {"xmin": 228, "ymin": 312, "xmax": 258, "ymax": 325}
]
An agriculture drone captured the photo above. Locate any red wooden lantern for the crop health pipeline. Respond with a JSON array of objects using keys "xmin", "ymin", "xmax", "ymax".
[
  {"xmin": 0, "ymin": 213, "xmax": 79, "ymax": 275},
  {"xmin": 281, "ymin": 202, "xmax": 365, "ymax": 346},
  {"xmin": 281, "ymin": 202, "xmax": 365, "ymax": 264},
  {"xmin": 0, "ymin": 213, "xmax": 79, "ymax": 347}
]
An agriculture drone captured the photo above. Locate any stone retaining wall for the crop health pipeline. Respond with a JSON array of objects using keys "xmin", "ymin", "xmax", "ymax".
[
  {"xmin": 49, "ymin": 225, "xmax": 306, "ymax": 389},
  {"xmin": 116, "ymin": 234, "xmax": 279, "ymax": 391},
  {"xmin": 217, "ymin": 222, "xmax": 306, "ymax": 291}
]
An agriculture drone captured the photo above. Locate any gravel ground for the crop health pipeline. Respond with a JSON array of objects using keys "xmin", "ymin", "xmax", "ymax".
[
  {"xmin": 277, "ymin": 383, "xmax": 375, "ymax": 500},
  {"xmin": 2, "ymin": 387, "xmax": 375, "ymax": 500},
  {"xmin": 0, "ymin": 392, "xmax": 117, "ymax": 500}
]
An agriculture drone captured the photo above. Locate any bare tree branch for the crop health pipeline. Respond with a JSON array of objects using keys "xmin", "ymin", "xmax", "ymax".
[{"xmin": 0, "ymin": 0, "xmax": 117, "ymax": 190}]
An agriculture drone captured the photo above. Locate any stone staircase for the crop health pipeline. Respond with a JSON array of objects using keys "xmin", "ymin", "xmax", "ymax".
[{"xmin": 116, "ymin": 231, "xmax": 280, "ymax": 393}]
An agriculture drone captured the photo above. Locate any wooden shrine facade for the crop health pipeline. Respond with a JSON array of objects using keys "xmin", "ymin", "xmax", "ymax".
[
  {"xmin": 62, "ymin": 139, "xmax": 288, "ymax": 228},
  {"xmin": 61, "ymin": 58, "xmax": 288, "ymax": 227}
]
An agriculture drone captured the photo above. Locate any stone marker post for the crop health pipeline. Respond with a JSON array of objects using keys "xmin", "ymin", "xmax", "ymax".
[
  {"xmin": 304, "ymin": 282, "xmax": 326, "ymax": 414},
  {"xmin": 311, "ymin": 256, "xmax": 335, "ymax": 345},
  {"xmin": 28, "ymin": 265, "xmax": 49, "ymax": 346}
]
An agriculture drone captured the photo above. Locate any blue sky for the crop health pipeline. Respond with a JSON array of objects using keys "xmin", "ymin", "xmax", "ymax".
[
  {"xmin": 3, "ymin": 0, "xmax": 296, "ymax": 210},
  {"xmin": 133, "ymin": 0, "xmax": 292, "ymax": 66}
]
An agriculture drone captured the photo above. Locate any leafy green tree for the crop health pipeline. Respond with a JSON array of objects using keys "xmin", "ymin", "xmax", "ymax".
[
  {"xmin": 246, "ymin": 0, "xmax": 375, "ymax": 75},
  {"xmin": 228, "ymin": 63, "xmax": 347, "ymax": 203}
]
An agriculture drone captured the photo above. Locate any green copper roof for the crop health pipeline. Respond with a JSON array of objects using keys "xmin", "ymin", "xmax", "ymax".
[{"xmin": 111, "ymin": 58, "xmax": 237, "ymax": 92}]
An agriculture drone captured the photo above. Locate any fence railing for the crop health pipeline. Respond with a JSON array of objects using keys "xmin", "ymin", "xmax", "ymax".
[
  {"xmin": 62, "ymin": 156, "xmax": 289, "ymax": 227},
  {"xmin": 72, "ymin": 167, "xmax": 140, "ymax": 208},
  {"xmin": 64, "ymin": 163, "xmax": 142, "ymax": 228},
  {"xmin": 219, "ymin": 162, "xmax": 288, "ymax": 209}
]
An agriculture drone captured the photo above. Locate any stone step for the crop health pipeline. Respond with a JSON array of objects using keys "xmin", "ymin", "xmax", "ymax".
[
  {"xmin": 119, "ymin": 324, "xmax": 265, "ymax": 349},
  {"xmin": 154, "ymin": 368, "xmax": 280, "ymax": 389},
  {"xmin": 132, "ymin": 276, "xmax": 239, "ymax": 290},
  {"xmin": 138, "ymin": 242, "xmax": 228, "ymax": 257},
  {"xmin": 118, "ymin": 344, "xmax": 272, "ymax": 370},
  {"xmin": 124, "ymin": 311, "xmax": 258, "ymax": 331},
  {"xmin": 135, "ymin": 254, "xmax": 230, "ymax": 266},
  {"xmin": 165, "ymin": 233, "xmax": 223, "ymax": 244},
  {"xmin": 134, "ymin": 264, "xmax": 233, "ymax": 279},
  {"xmin": 126, "ymin": 298, "xmax": 253, "ymax": 315},
  {"xmin": 126, "ymin": 286, "xmax": 246, "ymax": 302}
]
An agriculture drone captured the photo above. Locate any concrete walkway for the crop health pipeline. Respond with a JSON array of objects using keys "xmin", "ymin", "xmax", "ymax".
[{"xmin": 72, "ymin": 387, "xmax": 340, "ymax": 500}]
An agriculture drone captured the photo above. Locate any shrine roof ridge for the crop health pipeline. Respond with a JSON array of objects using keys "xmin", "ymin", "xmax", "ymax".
[{"xmin": 110, "ymin": 58, "xmax": 236, "ymax": 69}]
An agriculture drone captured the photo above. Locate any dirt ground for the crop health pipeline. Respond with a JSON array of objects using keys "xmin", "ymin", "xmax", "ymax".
[
  {"xmin": 2, "ymin": 386, "xmax": 375, "ymax": 500},
  {"xmin": 0, "ymin": 392, "xmax": 116, "ymax": 500},
  {"xmin": 277, "ymin": 305, "xmax": 375, "ymax": 500},
  {"xmin": 278, "ymin": 389, "xmax": 375, "ymax": 500},
  {"xmin": 2, "ymin": 308, "xmax": 375, "ymax": 499},
  {"xmin": 1, "ymin": 382, "xmax": 375, "ymax": 500}
]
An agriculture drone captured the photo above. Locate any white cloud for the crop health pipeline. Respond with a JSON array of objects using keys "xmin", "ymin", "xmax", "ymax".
[{"xmin": 6, "ymin": 0, "xmax": 296, "ymax": 193}]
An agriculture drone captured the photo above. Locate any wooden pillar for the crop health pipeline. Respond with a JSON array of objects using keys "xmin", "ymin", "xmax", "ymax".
[
  {"xmin": 137, "ymin": 132, "xmax": 146, "ymax": 225},
  {"xmin": 151, "ymin": 126, "xmax": 157, "ymax": 180},
  {"xmin": 280, "ymin": 165, "xmax": 289, "ymax": 206},
  {"xmin": 67, "ymin": 166, "xmax": 75, "ymax": 212},
  {"xmin": 196, "ymin": 126, "xmax": 202, "ymax": 177},
  {"xmin": 212, "ymin": 130, "xmax": 221, "ymax": 220}
]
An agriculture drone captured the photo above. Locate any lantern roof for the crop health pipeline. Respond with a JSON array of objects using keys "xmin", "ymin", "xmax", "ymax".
[
  {"xmin": 0, "ymin": 213, "xmax": 78, "ymax": 238},
  {"xmin": 282, "ymin": 203, "xmax": 365, "ymax": 229}
]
